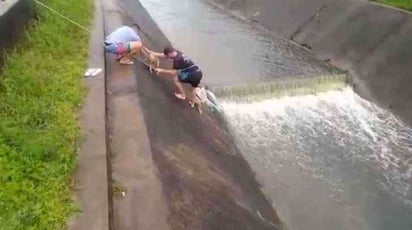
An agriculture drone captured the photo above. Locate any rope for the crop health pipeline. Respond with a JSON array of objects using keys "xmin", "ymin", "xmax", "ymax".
[
  {"xmin": 34, "ymin": 0, "xmax": 92, "ymax": 33},
  {"xmin": 33, "ymin": 0, "xmax": 166, "ymax": 77}
]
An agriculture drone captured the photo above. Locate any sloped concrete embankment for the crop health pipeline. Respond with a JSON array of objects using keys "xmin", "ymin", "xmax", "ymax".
[
  {"xmin": 110, "ymin": 0, "xmax": 285, "ymax": 229},
  {"xmin": 210, "ymin": 0, "xmax": 412, "ymax": 125},
  {"xmin": 0, "ymin": 0, "xmax": 35, "ymax": 68}
]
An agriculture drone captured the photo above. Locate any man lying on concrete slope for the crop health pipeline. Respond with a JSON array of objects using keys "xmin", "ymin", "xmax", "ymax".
[
  {"xmin": 104, "ymin": 25, "xmax": 143, "ymax": 65},
  {"xmin": 148, "ymin": 46, "xmax": 204, "ymax": 113}
]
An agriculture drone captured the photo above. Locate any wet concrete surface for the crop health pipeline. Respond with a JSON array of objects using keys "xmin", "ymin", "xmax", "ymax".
[
  {"xmin": 130, "ymin": 0, "xmax": 412, "ymax": 229},
  {"xmin": 133, "ymin": 74, "xmax": 281, "ymax": 229},
  {"xmin": 110, "ymin": 0, "xmax": 284, "ymax": 229},
  {"xmin": 107, "ymin": 63, "xmax": 170, "ymax": 230}
]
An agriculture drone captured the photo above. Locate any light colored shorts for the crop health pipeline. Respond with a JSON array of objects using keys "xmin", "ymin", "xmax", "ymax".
[{"xmin": 104, "ymin": 42, "xmax": 130, "ymax": 55}]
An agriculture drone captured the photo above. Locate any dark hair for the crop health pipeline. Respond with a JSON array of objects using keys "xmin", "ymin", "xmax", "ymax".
[{"xmin": 163, "ymin": 46, "xmax": 175, "ymax": 56}]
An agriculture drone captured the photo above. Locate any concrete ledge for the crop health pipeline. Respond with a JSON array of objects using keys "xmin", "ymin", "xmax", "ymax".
[
  {"xmin": 103, "ymin": 0, "xmax": 171, "ymax": 229},
  {"xmin": 0, "ymin": 0, "xmax": 34, "ymax": 68},
  {"xmin": 69, "ymin": 0, "xmax": 109, "ymax": 229}
]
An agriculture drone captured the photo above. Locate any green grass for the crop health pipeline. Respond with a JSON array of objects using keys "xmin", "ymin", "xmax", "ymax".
[
  {"xmin": 0, "ymin": 0, "xmax": 93, "ymax": 229},
  {"xmin": 373, "ymin": 0, "xmax": 412, "ymax": 11}
]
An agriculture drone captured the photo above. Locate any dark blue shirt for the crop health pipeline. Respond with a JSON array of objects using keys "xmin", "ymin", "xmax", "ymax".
[{"xmin": 172, "ymin": 51, "xmax": 200, "ymax": 73}]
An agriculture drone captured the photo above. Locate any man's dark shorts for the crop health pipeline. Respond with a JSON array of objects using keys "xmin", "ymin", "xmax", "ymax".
[{"xmin": 178, "ymin": 69, "xmax": 202, "ymax": 88}]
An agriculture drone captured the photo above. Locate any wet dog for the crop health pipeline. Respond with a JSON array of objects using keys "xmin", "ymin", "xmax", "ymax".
[
  {"xmin": 148, "ymin": 51, "xmax": 159, "ymax": 73},
  {"xmin": 140, "ymin": 47, "xmax": 159, "ymax": 73}
]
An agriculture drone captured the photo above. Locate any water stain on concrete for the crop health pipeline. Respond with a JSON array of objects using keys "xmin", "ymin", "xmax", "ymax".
[{"xmin": 154, "ymin": 143, "xmax": 278, "ymax": 230}]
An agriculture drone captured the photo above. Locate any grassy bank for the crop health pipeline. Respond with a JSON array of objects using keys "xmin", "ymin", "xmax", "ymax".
[
  {"xmin": 0, "ymin": 0, "xmax": 92, "ymax": 229},
  {"xmin": 373, "ymin": 0, "xmax": 412, "ymax": 11}
]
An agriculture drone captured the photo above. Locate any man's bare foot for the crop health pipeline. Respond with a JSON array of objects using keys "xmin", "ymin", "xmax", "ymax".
[
  {"xmin": 189, "ymin": 101, "xmax": 202, "ymax": 114},
  {"xmin": 174, "ymin": 93, "xmax": 186, "ymax": 100},
  {"xmin": 195, "ymin": 102, "xmax": 202, "ymax": 114}
]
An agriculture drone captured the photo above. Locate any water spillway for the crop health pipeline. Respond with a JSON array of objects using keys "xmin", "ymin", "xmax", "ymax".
[{"xmin": 137, "ymin": 0, "xmax": 412, "ymax": 229}]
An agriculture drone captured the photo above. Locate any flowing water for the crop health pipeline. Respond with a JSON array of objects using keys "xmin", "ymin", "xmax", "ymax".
[
  {"xmin": 138, "ymin": 0, "xmax": 412, "ymax": 229},
  {"xmin": 222, "ymin": 89, "xmax": 412, "ymax": 230},
  {"xmin": 138, "ymin": 0, "xmax": 341, "ymax": 87}
]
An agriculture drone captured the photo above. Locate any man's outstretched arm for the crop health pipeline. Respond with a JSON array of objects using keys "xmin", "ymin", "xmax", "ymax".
[
  {"xmin": 154, "ymin": 68, "xmax": 177, "ymax": 77},
  {"xmin": 143, "ymin": 47, "xmax": 167, "ymax": 58}
]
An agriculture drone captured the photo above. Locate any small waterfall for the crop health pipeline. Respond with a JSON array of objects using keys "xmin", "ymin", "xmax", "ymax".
[{"xmin": 209, "ymin": 74, "xmax": 347, "ymax": 102}]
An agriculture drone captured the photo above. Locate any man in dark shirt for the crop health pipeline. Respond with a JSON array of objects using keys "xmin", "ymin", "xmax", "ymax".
[{"xmin": 149, "ymin": 46, "xmax": 203, "ymax": 112}]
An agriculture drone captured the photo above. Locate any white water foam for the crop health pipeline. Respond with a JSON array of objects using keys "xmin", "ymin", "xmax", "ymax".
[{"xmin": 222, "ymin": 87, "xmax": 412, "ymax": 205}]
